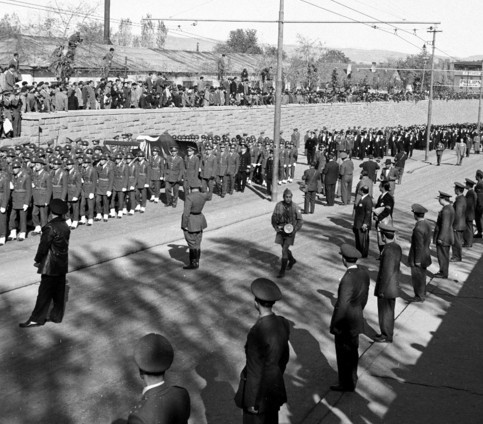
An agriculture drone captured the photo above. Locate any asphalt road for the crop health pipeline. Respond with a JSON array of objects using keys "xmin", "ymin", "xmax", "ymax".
[{"xmin": 1, "ymin": 148, "xmax": 482, "ymax": 424}]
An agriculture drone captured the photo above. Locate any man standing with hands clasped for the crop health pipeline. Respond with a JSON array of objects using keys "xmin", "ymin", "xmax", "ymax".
[
  {"xmin": 19, "ymin": 199, "xmax": 70, "ymax": 327},
  {"xmin": 271, "ymin": 188, "xmax": 303, "ymax": 277},
  {"xmin": 235, "ymin": 278, "xmax": 290, "ymax": 424},
  {"xmin": 330, "ymin": 244, "xmax": 370, "ymax": 392},
  {"xmin": 373, "ymin": 223, "xmax": 401, "ymax": 343},
  {"xmin": 433, "ymin": 191, "xmax": 455, "ymax": 279}
]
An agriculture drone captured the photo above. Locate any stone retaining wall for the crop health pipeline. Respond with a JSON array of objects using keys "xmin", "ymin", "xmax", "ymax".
[{"xmin": 6, "ymin": 99, "xmax": 480, "ymax": 146}]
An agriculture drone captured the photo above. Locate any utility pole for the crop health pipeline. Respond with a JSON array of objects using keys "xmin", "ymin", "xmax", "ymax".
[
  {"xmin": 271, "ymin": 0, "xmax": 284, "ymax": 202},
  {"xmin": 477, "ymin": 60, "xmax": 483, "ymax": 140},
  {"xmin": 425, "ymin": 26, "xmax": 442, "ymax": 162},
  {"xmin": 104, "ymin": 0, "xmax": 111, "ymax": 44}
]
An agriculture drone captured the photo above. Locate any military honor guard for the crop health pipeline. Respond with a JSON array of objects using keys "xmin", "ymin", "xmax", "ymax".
[
  {"xmin": 373, "ymin": 223, "xmax": 401, "ymax": 343},
  {"xmin": 200, "ymin": 146, "xmax": 217, "ymax": 201},
  {"xmin": 111, "ymin": 153, "xmax": 129, "ymax": 218},
  {"xmin": 301, "ymin": 161, "xmax": 320, "ymax": 214},
  {"xmin": 128, "ymin": 333, "xmax": 190, "ymax": 424},
  {"xmin": 95, "ymin": 154, "xmax": 114, "ymax": 221},
  {"xmin": 183, "ymin": 146, "xmax": 201, "ymax": 195},
  {"xmin": 79, "ymin": 156, "xmax": 97, "ymax": 226},
  {"xmin": 433, "ymin": 191, "xmax": 455, "ymax": 279},
  {"xmin": 126, "ymin": 152, "xmax": 137, "ymax": 215},
  {"xmin": 181, "ymin": 185, "xmax": 207, "ymax": 270},
  {"xmin": 352, "ymin": 186, "xmax": 373, "ymax": 258},
  {"xmin": 31, "ymin": 157, "xmax": 52, "ymax": 235},
  {"xmin": 164, "ymin": 146, "xmax": 185, "ymax": 208},
  {"xmin": 19, "ymin": 199, "xmax": 70, "ymax": 327},
  {"xmin": 0, "ymin": 162, "xmax": 10, "ymax": 245},
  {"xmin": 408, "ymin": 204, "xmax": 432, "ymax": 302},
  {"xmin": 235, "ymin": 278, "xmax": 290, "ymax": 424},
  {"xmin": 8, "ymin": 160, "xmax": 31, "ymax": 241},
  {"xmin": 463, "ymin": 178, "xmax": 477, "ymax": 247},
  {"xmin": 330, "ymin": 244, "xmax": 370, "ymax": 392},
  {"xmin": 451, "ymin": 182, "xmax": 467, "ymax": 262},
  {"xmin": 271, "ymin": 188, "xmax": 303, "ymax": 277},
  {"xmin": 135, "ymin": 151, "xmax": 149, "ymax": 213},
  {"xmin": 65, "ymin": 158, "xmax": 82, "ymax": 229},
  {"xmin": 148, "ymin": 146, "xmax": 164, "ymax": 203},
  {"xmin": 226, "ymin": 144, "xmax": 239, "ymax": 195}
]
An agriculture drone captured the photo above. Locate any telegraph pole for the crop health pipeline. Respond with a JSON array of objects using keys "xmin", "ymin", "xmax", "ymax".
[
  {"xmin": 104, "ymin": 0, "xmax": 111, "ymax": 44},
  {"xmin": 271, "ymin": 0, "xmax": 284, "ymax": 202},
  {"xmin": 425, "ymin": 26, "xmax": 442, "ymax": 162}
]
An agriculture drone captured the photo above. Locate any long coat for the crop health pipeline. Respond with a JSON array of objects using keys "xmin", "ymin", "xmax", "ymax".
[
  {"xmin": 235, "ymin": 314, "xmax": 290, "ymax": 413},
  {"xmin": 330, "ymin": 266, "xmax": 370, "ymax": 337},
  {"xmin": 127, "ymin": 384, "xmax": 190, "ymax": 424},
  {"xmin": 353, "ymin": 195, "xmax": 373, "ymax": 230},
  {"xmin": 433, "ymin": 204, "xmax": 455, "ymax": 246},
  {"xmin": 408, "ymin": 219, "xmax": 432, "ymax": 268},
  {"xmin": 453, "ymin": 194, "xmax": 467, "ymax": 231},
  {"xmin": 184, "ymin": 155, "xmax": 200, "ymax": 187},
  {"xmin": 35, "ymin": 216, "xmax": 70, "ymax": 276},
  {"xmin": 465, "ymin": 188, "xmax": 476, "ymax": 222},
  {"xmin": 375, "ymin": 241, "xmax": 401, "ymax": 298}
]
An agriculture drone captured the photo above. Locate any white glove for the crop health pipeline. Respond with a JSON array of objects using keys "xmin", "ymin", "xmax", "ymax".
[
  {"xmin": 144, "ymin": 184, "xmax": 149, "ymax": 188},
  {"xmin": 89, "ymin": 193, "xmax": 94, "ymax": 200},
  {"xmin": 130, "ymin": 186, "xmax": 135, "ymax": 190},
  {"xmin": 0, "ymin": 207, "xmax": 5, "ymax": 213},
  {"xmin": 72, "ymin": 197, "xmax": 78, "ymax": 201},
  {"xmin": 106, "ymin": 191, "xmax": 112, "ymax": 197},
  {"xmin": 9, "ymin": 182, "xmax": 14, "ymax": 189},
  {"xmin": 122, "ymin": 188, "xmax": 126, "ymax": 192},
  {"xmin": 23, "ymin": 204, "xmax": 28, "ymax": 211}
]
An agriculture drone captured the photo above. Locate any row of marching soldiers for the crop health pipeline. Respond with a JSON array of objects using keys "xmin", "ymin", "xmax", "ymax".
[{"xmin": 0, "ymin": 135, "xmax": 299, "ymax": 245}]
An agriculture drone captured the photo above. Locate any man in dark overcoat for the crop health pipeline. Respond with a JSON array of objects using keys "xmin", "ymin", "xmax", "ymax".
[
  {"xmin": 181, "ymin": 186, "xmax": 207, "ymax": 269},
  {"xmin": 164, "ymin": 146, "xmax": 185, "ymax": 208},
  {"xmin": 235, "ymin": 278, "xmax": 290, "ymax": 424},
  {"xmin": 330, "ymin": 244, "xmax": 370, "ymax": 392},
  {"xmin": 353, "ymin": 186, "xmax": 373, "ymax": 258},
  {"xmin": 322, "ymin": 154, "xmax": 339, "ymax": 206},
  {"xmin": 128, "ymin": 333, "xmax": 190, "ymax": 424},
  {"xmin": 408, "ymin": 204, "xmax": 432, "ymax": 302},
  {"xmin": 463, "ymin": 178, "xmax": 477, "ymax": 247},
  {"xmin": 451, "ymin": 182, "xmax": 466, "ymax": 262},
  {"xmin": 19, "ymin": 199, "xmax": 70, "ymax": 327},
  {"xmin": 433, "ymin": 191, "xmax": 455, "ymax": 278},
  {"xmin": 373, "ymin": 224, "xmax": 401, "ymax": 343}
]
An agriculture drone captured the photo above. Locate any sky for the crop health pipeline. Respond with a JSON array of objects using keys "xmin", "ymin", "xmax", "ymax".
[{"xmin": 3, "ymin": 0, "xmax": 483, "ymax": 60}]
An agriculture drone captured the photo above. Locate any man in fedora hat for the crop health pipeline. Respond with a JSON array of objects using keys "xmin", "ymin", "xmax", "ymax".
[
  {"xmin": 330, "ymin": 244, "xmax": 369, "ymax": 392},
  {"xmin": 271, "ymin": 188, "xmax": 303, "ymax": 277},
  {"xmin": 19, "ymin": 199, "xmax": 70, "ymax": 327},
  {"xmin": 128, "ymin": 333, "xmax": 190, "ymax": 424},
  {"xmin": 235, "ymin": 278, "xmax": 290, "ymax": 424}
]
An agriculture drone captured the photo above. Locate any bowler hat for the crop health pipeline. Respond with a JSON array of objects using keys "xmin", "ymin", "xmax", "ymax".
[
  {"xmin": 134, "ymin": 333, "xmax": 174, "ymax": 373},
  {"xmin": 50, "ymin": 198, "xmax": 68, "ymax": 215},
  {"xmin": 251, "ymin": 278, "xmax": 282, "ymax": 302}
]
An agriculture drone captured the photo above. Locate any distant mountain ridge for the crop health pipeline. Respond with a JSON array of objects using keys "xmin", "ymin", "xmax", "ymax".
[{"xmin": 163, "ymin": 34, "xmax": 478, "ymax": 63}]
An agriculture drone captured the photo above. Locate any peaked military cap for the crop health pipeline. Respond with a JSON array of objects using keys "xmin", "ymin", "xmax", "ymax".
[
  {"xmin": 339, "ymin": 243, "xmax": 361, "ymax": 260},
  {"xmin": 454, "ymin": 182, "xmax": 465, "ymax": 190},
  {"xmin": 465, "ymin": 178, "xmax": 476, "ymax": 186},
  {"xmin": 411, "ymin": 203, "xmax": 428, "ymax": 214},
  {"xmin": 378, "ymin": 223, "xmax": 396, "ymax": 234},
  {"xmin": 437, "ymin": 191, "xmax": 451, "ymax": 200},
  {"xmin": 134, "ymin": 333, "xmax": 174, "ymax": 373},
  {"xmin": 251, "ymin": 278, "xmax": 282, "ymax": 302}
]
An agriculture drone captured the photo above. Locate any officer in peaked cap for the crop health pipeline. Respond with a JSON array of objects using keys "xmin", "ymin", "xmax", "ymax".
[
  {"xmin": 434, "ymin": 190, "xmax": 455, "ymax": 278},
  {"xmin": 128, "ymin": 333, "xmax": 190, "ymax": 423},
  {"xmin": 235, "ymin": 278, "xmax": 290, "ymax": 422},
  {"xmin": 409, "ymin": 203, "xmax": 432, "ymax": 302},
  {"xmin": 464, "ymin": 178, "xmax": 477, "ymax": 247},
  {"xmin": 452, "ymin": 182, "xmax": 467, "ymax": 262},
  {"xmin": 329, "ymin": 243, "xmax": 369, "ymax": 391}
]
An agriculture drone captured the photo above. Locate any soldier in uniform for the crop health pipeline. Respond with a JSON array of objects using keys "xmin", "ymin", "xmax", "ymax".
[
  {"xmin": 79, "ymin": 156, "xmax": 97, "ymax": 226},
  {"xmin": 408, "ymin": 204, "xmax": 432, "ymax": 302},
  {"xmin": 128, "ymin": 333, "xmax": 190, "ymax": 424},
  {"xmin": 181, "ymin": 185, "xmax": 207, "ymax": 270},
  {"xmin": 183, "ymin": 146, "xmax": 201, "ymax": 195},
  {"xmin": 31, "ymin": 157, "xmax": 53, "ymax": 235},
  {"xmin": 301, "ymin": 162, "xmax": 320, "ymax": 214},
  {"xmin": 226, "ymin": 144, "xmax": 239, "ymax": 195},
  {"xmin": 65, "ymin": 158, "xmax": 81, "ymax": 229},
  {"xmin": 19, "ymin": 198, "xmax": 70, "ymax": 328},
  {"xmin": 353, "ymin": 186, "xmax": 373, "ymax": 258},
  {"xmin": 451, "ymin": 182, "xmax": 466, "ymax": 262},
  {"xmin": 50, "ymin": 158, "xmax": 67, "ymax": 202},
  {"xmin": 330, "ymin": 244, "xmax": 369, "ymax": 392},
  {"xmin": 235, "ymin": 278, "xmax": 290, "ymax": 424},
  {"xmin": 373, "ymin": 224, "xmax": 401, "ymax": 343},
  {"xmin": 271, "ymin": 188, "xmax": 303, "ymax": 277},
  {"xmin": 463, "ymin": 178, "xmax": 477, "ymax": 247},
  {"xmin": 200, "ymin": 146, "xmax": 217, "ymax": 201},
  {"xmin": 94, "ymin": 154, "xmax": 114, "ymax": 221},
  {"xmin": 215, "ymin": 144, "xmax": 229, "ymax": 197},
  {"xmin": 111, "ymin": 153, "xmax": 128, "ymax": 218},
  {"xmin": 148, "ymin": 146, "xmax": 164, "ymax": 204},
  {"xmin": 237, "ymin": 143, "xmax": 251, "ymax": 193},
  {"xmin": 135, "ymin": 151, "xmax": 149, "ymax": 213},
  {"xmin": 125, "ymin": 153, "xmax": 138, "ymax": 215},
  {"xmin": 8, "ymin": 160, "xmax": 31, "ymax": 241},
  {"xmin": 0, "ymin": 161, "xmax": 10, "ymax": 245},
  {"xmin": 433, "ymin": 191, "xmax": 455, "ymax": 279},
  {"xmin": 474, "ymin": 169, "xmax": 483, "ymax": 238},
  {"xmin": 322, "ymin": 154, "xmax": 339, "ymax": 206},
  {"xmin": 262, "ymin": 149, "xmax": 274, "ymax": 198},
  {"xmin": 164, "ymin": 146, "xmax": 185, "ymax": 208},
  {"xmin": 339, "ymin": 152, "xmax": 353, "ymax": 205}
]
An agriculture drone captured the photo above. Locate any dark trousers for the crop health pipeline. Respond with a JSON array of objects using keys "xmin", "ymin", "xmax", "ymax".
[
  {"xmin": 377, "ymin": 297, "xmax": 395, "ymax": 341},
  {"xmin": 9, "ymin": 208, "xmax": 27, "ymax": 232},
  {"xmin": 325, "ymin": 183, "xmax": 336, "ymax": 206},
  {"xmin": 237, "ymin": 171, "xmax": 248, "ymax": 192},
  {"xmin": 184, "ymin": 230, "xmax": 202, "ymax": 249},
  {"xmin": 476, "ymin": 209, "xmax": 483, "ymax": 235},
  {"xmin": 334, "ymin": 333, "xmax": 359, "ymax": 390},
  {"xmin": 32, "ymin": 204, "xmax": 48, "ymax": 227},
  {"xmin": 436, "ymin": 152, "xmax": 443, "ymax": 165},
  {"xmin": 353, "ymin": 227, "xmax": 370, "ymax": 258},
  {"xmin": 411, "ymin": 266, "xmax": 427, "ymax": 300},
  {"xmin": 304, "ymin": 190, "xmax": 316, "ymax": 213},
  {"xmin": 80, "ymin": 194, "xmax": 95, "ymax": 219},
  {"xmin": 150, "ymin": 180, "xmax": 161, "ymax": 198},
  {"xmin": 165, "ymin": 181, "xmax": 179, "ymax": 205},
  {"xmin": 201, "ymin": 178, "xmax": 215, "ymax": 200},
  {"xmin": 110, "ymin": 191, "xmax": 125, "ymax": 211},
  {"xmin": 225, "ymin": 174, "xmax": 236, "ymax": 194},
  {"xmin": 266, "ymin": 178, "xmax": 273, "ymax": 196},
  {"xmin": 126, "ymin": 190, "xmax": 136, "ymax": 211},
  {"xmin": 136, "ymin": 187, "xmax": 147, "ymax": 207},
  {"xmin": 452, "ymin": 230, "xmax": 464, "ymax": 260},
  {"xmin": 243, "ymin": 409, "xmax": 279, "ymax": 424},
  {"xmin": 463, "ymin": 221, "xmax": 473, "ymax": 247},
  {"xmin": 67, "ymin": 200, "xmax": 80, "ymax": 222},
  {"xmin": 0, "ymin": 210, "xmax": 7, "ymax": 237},
  {"xmin": 95, "ymin": 194, "xmax": 110, "ymax": 215},
  {"xmin": 436, "ymin": 244, "xmax": 450, "ymax": 277},
  {"xmin": 29, "ymin": 274, "xmax": 66, "ymax": 323}
]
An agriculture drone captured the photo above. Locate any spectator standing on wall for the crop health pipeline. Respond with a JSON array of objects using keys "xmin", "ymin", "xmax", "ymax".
[{"xmin": 217, "ymin": 54, "xmax": 226, "ymax": 80}]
